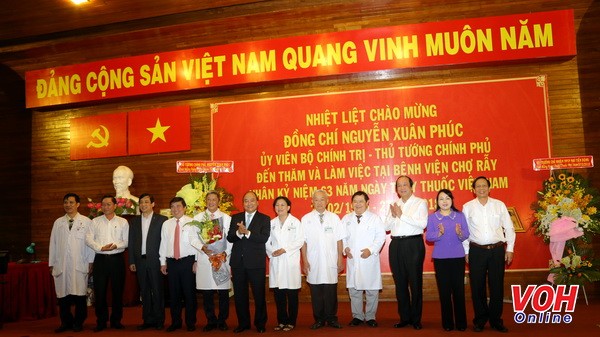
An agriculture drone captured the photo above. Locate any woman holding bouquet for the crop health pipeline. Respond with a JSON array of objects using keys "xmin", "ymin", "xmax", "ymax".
[
  {"xmin": 190, "ymin": 191, "xmax": 232, "ymax": 332},
  {"xmin": 266, "ymin": 196, "xmax": 305, "ymax": 331}
]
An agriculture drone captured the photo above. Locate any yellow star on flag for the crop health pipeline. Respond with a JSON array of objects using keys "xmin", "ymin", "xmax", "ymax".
[{"xmin": 147, "ymin": 118, "xmax": 171, "ymax": 143}]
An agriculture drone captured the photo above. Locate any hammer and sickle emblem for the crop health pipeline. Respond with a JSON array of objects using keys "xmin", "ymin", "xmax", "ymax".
[{"xmin": 86, "ymin": 125, "xmax": 110, "ymax": 148}]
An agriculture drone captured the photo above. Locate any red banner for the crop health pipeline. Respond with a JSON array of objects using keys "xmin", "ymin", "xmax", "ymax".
[
  {"xmin": 212, "ymin": 77, "xmax": 551, "ymax": 271},
  {"xmin": 70, "ymin": 113, "xmax": 128, "ymax": 160},
  {"xmin": 176, "ymin": 160, "xmax": 234, "ymax": 174},
  {"xmin": 533, "ymin": 156, "xmax": 594, "ymax": 170},
  {"xmin": 128, "ymin": 105, "xmax": 191, "ymax": 155},
  {"xmin": 26, "ymin": 10, "xmax": 575, "ymax": 108}
]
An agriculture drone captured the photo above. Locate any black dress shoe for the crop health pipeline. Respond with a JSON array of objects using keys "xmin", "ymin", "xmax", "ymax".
[
  {"xmin": 457, "ymin": 327, "xmax": 466, "ymax": 331},
  {"xmin": 166, "ymin": 324, "xmax": 181, "ymax": 332},
  {"xmin": 111, "ymin": 323, "xmax": 125, "ymax": 330},
  {"xmin": 187, "ymin": 326, "xmax": 196, "ymax": 332},
  {"xmin": 256, "ymin": 327, "xmax": 266, "ymax": 333},
  {"xmin": 473, "ymin": 325, "xmax": 484, "ymax": 332},
  {"xmin": 203, "ymin": 324, "xmax": 216, "ymax": 332},
  {"xmin": 394, "ymin": 321, "xmax": 411, "ymax": 328},
  {"xmin": 349, "ymin": 318, "xmax": 363, "ymax": 326},
  {"xmin": 55, "ymin": 325, "xmax": 71, "ymax": 333},
  {"xmin": 137, "ymin": 323, "xmax": 153, "ymax": 330},
  {"xmin": 218, "ymin": 322, "xmax": 229, "ymax": 331},
  {"xmin": 328, "ymin": 321, "xmax": 342, "ymax": 329},
  {"xmin": 93, "ymin": 325, "xmax": 106, "ymax": 332},
  {"xmin": 366, "ymin": 320, "xmax": 378, "ymax": 327},
  {"xmin": 310, "ymin": 321, "xmax": 325, "ymax": 330},
  {"xmin": 72, "ymin": 325, "xmax": 83, "ymax": 332},
  {"xmin": 233, "ymin": 326, "xmax": 250, "ymax": 333},
  {"xmin": 492, "ymin": 324, "xmax": 508, "ymax": 333},
  {"xmin": 413, "ymin": 323, "xmax": 422, "ymax": 330},
  {"xmin": 155, "ymin": 324, "xmax": 164, "ymax": 330},
  {"xmin": 444, "ymin": 327, "xmax": 453, "ymax": 331}
]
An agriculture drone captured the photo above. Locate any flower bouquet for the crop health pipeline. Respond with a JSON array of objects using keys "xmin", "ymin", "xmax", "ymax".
[
  {"xmin": 87, "ymin": 197, "xmax": 138, "ymax": 219},
  {"xmin": 549, "ymin": 247, "xmax": 600, "ymax": 285},
  {"xmin": 175, "ymin": 174, "xmax": 235, "ymax": 217},
  {"xmin": 186, "ymin": 213, "xmax": 230, "ymax": 286},
  {"xmin": 532, "ymin": 171, "xmax": 600, "ymax": 243}
]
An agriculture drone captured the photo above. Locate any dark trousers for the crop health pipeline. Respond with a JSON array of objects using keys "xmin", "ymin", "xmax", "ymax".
[
  {"xmin": 93, "ymin": 253, "xmax": 125, "ymax": 326},
  {"xmin": 389, "ymin": 236, "xmax": 425, "ymax": 324},
  {"xmin": 273, "ymin": 288, "xmax": 299, "ymax": 325},
  {"xmin": 434, "ymin": 258, "xmax": 467, "ymax": 330},
  {"xmin": 202, "ymin": 289, "xmax": 229, "ymax": 324},
  {"xmin": 231, "ymin": 267, "xmax": 267, "ymax": 329},
  {"xmin": 166, "ymin": 256, "xmax": 197, "ymax": 328},
  {"xmin": 308, "ymin": 283, "xmax": 338, "ymax": 324},
  {"xmin": 137, "ymin": 257, "xmax": 165, "ymax": 326},
  {"xmin": 469, "ymin": 245, "xmax": 506, "ymax": 327},
  {"xmin": 57, "ymin": 295, "xmax": 87, "ymax": 328}
]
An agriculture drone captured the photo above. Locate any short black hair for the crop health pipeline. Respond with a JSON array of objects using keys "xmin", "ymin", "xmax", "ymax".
[
  {"xmin": 471, "ymin": 176, "xmax": 491, "ymax": 189},
  {"xmin": 63, "ymin": 193, "xmax": 80, "ymax": 203},
  {"xmin": 273, "ymin": 196, "xmax": 292, "ymax": 213},
  {"xmin": 170, "ymin": 196, "xmax": 186, "ymax": 207},
  {"xmin": 351, "ymin": 191, "xmax": 369, "ymax": 202},
  {"xmin": 139, "ymin": 193, "xmax": 154, "ymax": 203},
  {"xmin": 101, "ymin": 195, "xmax": 117, "ymax": 204}
]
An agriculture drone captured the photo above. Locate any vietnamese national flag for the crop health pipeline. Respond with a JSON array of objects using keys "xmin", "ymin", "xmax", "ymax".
[
  {"xmin": 70, "ymin": 113, "xmax": 128, "ymax": 160},
  {"xmin": 128, "ymin": 105, "xmax": 191, "ymax": 155}
]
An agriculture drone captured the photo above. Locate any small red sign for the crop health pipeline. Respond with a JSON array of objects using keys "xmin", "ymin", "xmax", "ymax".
[
  {"xmin": 176, "ymin": 160, "xmax": 235, "ymax": 173},
  {"xmin": 532, "ymin": 156, "xmax": 594, "ymax": 171}
]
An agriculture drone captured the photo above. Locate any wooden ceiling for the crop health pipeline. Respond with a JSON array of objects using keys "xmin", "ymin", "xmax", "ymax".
[{"xmin": 0, "ymin": 0, "xmax": 261, "ymax": 45}]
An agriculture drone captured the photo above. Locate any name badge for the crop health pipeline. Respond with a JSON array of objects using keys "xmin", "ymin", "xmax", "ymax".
[{"xmin": 324, "ymin": 226, "xmax": 333, "ymax": 233}]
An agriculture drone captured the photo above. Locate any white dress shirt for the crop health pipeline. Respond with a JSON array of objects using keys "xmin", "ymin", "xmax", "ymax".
[
  {"xmin": 384, "ymin": 194, "xmax": 428, "ymax": 236},
  {"xmin": 462, "ymin": 197, "xmax": 516, "ymax": 253},
  {"xmin": 85, "ymin": 214, "xmax": 129, "ymax": 254},
  {"xmin": 159, "ymin": 215, "xmax": 198, "ymax": 265}
]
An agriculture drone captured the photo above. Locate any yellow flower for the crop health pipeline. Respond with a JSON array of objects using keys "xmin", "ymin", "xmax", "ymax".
[
  {"xmin": 587, "ymin": 207, "xmax": 597, "ymax": 215},
  {"xmin": 558, "ymin": 173, "xmax": 566, "ymax": 181},
  {"xmin": 567, "ymin": 176, "xmax": 575, "ymax": 183}
]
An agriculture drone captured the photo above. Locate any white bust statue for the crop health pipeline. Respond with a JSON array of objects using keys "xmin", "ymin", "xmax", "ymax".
[{"xmin": 112, "ymin": 165, "xmax": 139, "ymax": 203}]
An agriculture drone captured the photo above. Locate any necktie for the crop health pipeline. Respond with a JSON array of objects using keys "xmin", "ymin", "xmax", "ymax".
[
  {"xmin": 174, "ymin": 219, "xmax": 181, "ymax": 259},
  {"xmin": 319, "ymin": 213, "xmax": 324, "ymax": 224},
  {"xmin": 357, "ymin": 214, "xmax": 362, "ymax": 224},
  {"xmin": 68, "ymin": 218, "xmax": 74, "ymax": 230},
  {"xmin": 246, "ymin": 213, "xmax": 251, "ymax": 229}
]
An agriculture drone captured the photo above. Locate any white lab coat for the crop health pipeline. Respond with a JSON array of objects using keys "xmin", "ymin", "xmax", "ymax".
[
  {"xmin": 190, "ymin": 210, "xmax": 232, "ymax": 290},
  {"xmin": 301, "ymin": 210, "xmax": 345, "ymax": 285},
  {"xmin": 266, "ymin": 214, "xmax": 304, "ymax": 289},
  {"xmin": 342, "ymin": 210, "xmax": 386, "ymax": 290},
  {"xmin": 49, "ymin": 213, "xmax": 95, "ymax": 298}
]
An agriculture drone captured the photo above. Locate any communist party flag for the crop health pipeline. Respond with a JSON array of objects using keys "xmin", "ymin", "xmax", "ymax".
[
  {"xmin": 127, "ymin": 105, "xmax": 191, "ymax": 155},
  {"xmin": 70, "ymin": 113, "xmax": 128, "ymax": 160}
]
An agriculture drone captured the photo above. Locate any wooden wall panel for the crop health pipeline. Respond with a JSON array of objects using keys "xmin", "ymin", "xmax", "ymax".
[{"xmin": 0, "ymin": 0, "xmax": 598, "ymax": 299}]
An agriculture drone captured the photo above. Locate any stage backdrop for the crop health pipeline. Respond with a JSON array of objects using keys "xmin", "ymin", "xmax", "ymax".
[{"xmin": 212, "ymin": 76, "xmax": 551, "ymax": 272}]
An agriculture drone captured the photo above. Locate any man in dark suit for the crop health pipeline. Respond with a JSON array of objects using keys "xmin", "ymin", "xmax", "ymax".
[
  {"xmin": 227, "ymin": 191, "xmax": 271, "ymax": 333},
  {"xmin": 128, "ymin": 193, "xmax": 168, "ymax": 330}
]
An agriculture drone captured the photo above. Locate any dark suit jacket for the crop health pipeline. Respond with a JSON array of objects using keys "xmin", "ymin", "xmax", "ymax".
[
  {"xmin": 227, "ymin": 211, "xmax": 271, "ymax": 269},
  {"xmin": 128, "ymin": 213, "xmax": 168, "ymax": 269}
]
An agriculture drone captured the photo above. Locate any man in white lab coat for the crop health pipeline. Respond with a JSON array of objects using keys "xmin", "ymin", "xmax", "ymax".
[
  {"xmin": 342, "ymin": 191, "xmax": 386, "ymax": 328},
  {"xmin": 301, "ymin": 189, "xmax": 345, "ymax": 330},
  {"xmin": 49, "ymin": 193, "xmax": 95, "ymax": 333}
]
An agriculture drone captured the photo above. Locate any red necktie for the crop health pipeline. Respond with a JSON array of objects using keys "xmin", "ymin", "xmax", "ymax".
[{"xmin": 174, "ymin": 219, "xmax": 181, "ymax": 259}]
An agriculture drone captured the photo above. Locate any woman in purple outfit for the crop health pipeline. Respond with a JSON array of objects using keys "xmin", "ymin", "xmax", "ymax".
[{"xmin": 426, "ymin": 189, "xmax": 470, "ymax": 332}]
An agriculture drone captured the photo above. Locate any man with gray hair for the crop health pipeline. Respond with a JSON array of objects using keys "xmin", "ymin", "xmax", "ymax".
[{"xmin": 301, "ymin": 189, "xmax": 345, "ymax": 330}]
